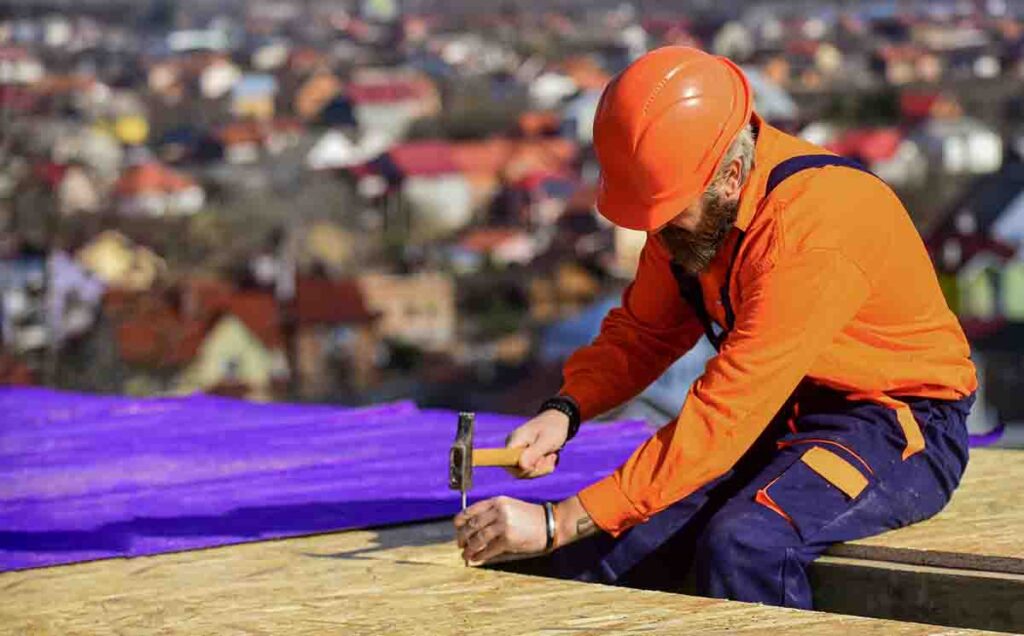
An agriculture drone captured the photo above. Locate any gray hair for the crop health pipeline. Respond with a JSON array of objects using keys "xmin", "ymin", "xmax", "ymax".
[{"xmin": 711, "ymin": 123, "xmax": 755, "ymax": 189}]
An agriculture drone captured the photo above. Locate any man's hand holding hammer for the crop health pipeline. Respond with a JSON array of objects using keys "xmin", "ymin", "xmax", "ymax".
[{"xmin": 453, "ymin": 409, "xmax": 601, "ymax": 566}]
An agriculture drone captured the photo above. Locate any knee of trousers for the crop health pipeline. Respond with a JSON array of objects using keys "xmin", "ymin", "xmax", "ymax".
[{"xmin": 695, "ymin": 504, "xmax": 794, "ymax": 574}]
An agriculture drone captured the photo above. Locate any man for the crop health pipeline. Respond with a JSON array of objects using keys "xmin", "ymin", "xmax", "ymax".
[{"xmin": 454, "ymin": 46, "xmax": 977, "ymax": 609}]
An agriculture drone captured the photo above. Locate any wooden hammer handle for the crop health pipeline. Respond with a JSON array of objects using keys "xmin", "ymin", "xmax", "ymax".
[{"xmin": 472, "ymin": 447, "xmax": 524, "ymax": 467}]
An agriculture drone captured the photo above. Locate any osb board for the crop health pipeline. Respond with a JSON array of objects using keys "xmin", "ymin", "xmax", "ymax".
[
  {"xmin": 831, "ymin": 449, "xmax": 1024, "ymax": 574},
  {"xmin": 0, "ymin": 525, "xmax": 994, "ymax": 635}
]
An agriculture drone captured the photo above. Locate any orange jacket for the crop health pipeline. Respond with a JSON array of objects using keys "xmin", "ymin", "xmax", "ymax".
[{"xmin": 565, "ymin": 118, "xmax": 977, "ymax": 537}]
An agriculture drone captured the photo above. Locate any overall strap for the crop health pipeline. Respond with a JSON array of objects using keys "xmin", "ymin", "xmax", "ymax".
[
  {"xmin": 764, "ymin": 154, "xmax": 874, "ymax": 197},
  {"xmin": 670, "ymin": 261, "xmax": 723, "ymax": 350},
  {"xmin": 670, "ymin": 155, "xmax": 877, "ymax": 351}
]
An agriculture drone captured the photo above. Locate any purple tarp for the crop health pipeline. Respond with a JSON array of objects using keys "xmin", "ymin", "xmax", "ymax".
[{"xmin": 0, "ymin": 388, "xmax": 650, "ymax": 572}]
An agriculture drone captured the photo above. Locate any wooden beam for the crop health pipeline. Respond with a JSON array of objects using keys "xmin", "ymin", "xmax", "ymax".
[{"xmin": 811, "ymin": 556, "xmax": 1024, "ymax": 634}]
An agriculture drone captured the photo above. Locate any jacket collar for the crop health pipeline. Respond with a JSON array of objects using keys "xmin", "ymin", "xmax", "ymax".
[
  {"xmin": 734, "ymin": 112, "xmax": 782, "ymax": 232},
  {"xmin": 733, "ymin": 114, "xmax": 794, "ymax": 233}
]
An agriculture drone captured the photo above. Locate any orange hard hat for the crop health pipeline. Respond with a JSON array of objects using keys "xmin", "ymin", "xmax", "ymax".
[{"xmin": 593, "ymin": 46, "xmax": 753, "ymax": 231}]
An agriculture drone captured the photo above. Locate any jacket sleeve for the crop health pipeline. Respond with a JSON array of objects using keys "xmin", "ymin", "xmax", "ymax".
[
  {"xmin": 577, "ymin": 238, "xmax": 872, "ymax": 536},
  {"xmin": 558, "ymin": 236, "xmax": 706, "ymax": 422}
]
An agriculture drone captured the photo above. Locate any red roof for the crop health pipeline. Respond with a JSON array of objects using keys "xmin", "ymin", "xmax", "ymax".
[
  {"xmin": 785, "ymin": 39, "xmax": 821, "ymax": 58},
  {"xmin": 876, "ymin": 44, "xmax": 926, "ymax": 63},
  {"xmin": 180, "ymin": 277, "xmax": 234, "ymax": 317},
  {"xmin": 115, "ymin": 284, "xmax": 284, "ymax": 368},
  {"xmin": 928, "ymin": 233, "xmax": 1017, "ymax": 274},
  {"xmin": 295, "ymin": 277, "xmax": 377, "ymax": 326},
  {"xmin": 0, "ymin": 86, "xmax": 37, "ymax": 112},
  {"xmin": 103, "ymin": 288, "xmax": 169, "ymax": 318},
  {"xmin": 116, "ymin": 306, "xmax": 207, "ymax": 369},
  {"xmin": 221, "ymin": 292, "xmax": 283, "ymax": 349},
  {"xmin": 518, "ymin": 111, "xmax": 561, "ymax": 137},
  {"xmin": 347, "ymin": 80, "xmax": 430, "ymax": 104},
  {"xmin": 114, "ymin": 162, "xmax": 197, "ymax": 196},
  {"xmin": 272, "ymin": 117, "xmax": 305, "ymax": 134},
  {"xmin": 102, "ymin": 288, "xmax": 139, "ymax": 314},
  {"xmin": 502, "ymin": 138, "xmax": 578, "ymax": 181},
  {"xmin": 288, "ymin": 47, "xmax": 327, "ymax": 73},
  {"xmin": 448, "ymin": 137, "xmax": 579, "ymax": 183},
  {"xmin": 34, "ymin": 75, "xmax": 96, "ymax": 97},
  {"xmin": 960, "ymin": 317, "xmax": 1010, "ymax": 342},
  {"xmin": 389, "ymin": 141, "xmax": 459, "ymax": 177},
  {"xmin": 33, "ymin": 162, "xmax": 67, "ymax": 189},
  {"xmin": 450, "ymin": 139, "xmax": 514, "ymax": 176},
  {"xmin": 179, "ymin": 280, "xmax": 283, "ymax": 349},
  {"xmin": 0, "ymin": 354, "xmax": 34, "ymax": 386},
  {"xmin": 217, "ymin": 121, "xmax": 267, "ymax": 146},
  {"xmin": 826, "ymin": 128, "xmax": 903, "ymax": 164},
  {"xmin": 0, "ymin": 46, "xmax": 30, "ymax": 60},
  {"xmin": 900, "ymin": 91, "xmax": 941, "ymax": 121},
  {"xmin": 460, "ymin": 228, "xmax": 528, "ymax": 252},
  {"xmin": 900, "ymin": 91, "xmax": 961, "ymax": 122}
]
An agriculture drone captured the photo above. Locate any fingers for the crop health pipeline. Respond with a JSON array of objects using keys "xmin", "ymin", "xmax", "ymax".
[
  {"xmin": 519, "ymin": 429, "xmax": 564, "ymax": 471},
  {"xmin": 517, "ymin": 444, "xmax": 544, "ymax": 472},
  {"xmin": 466, "ymin": 527, "xmax": 507, "ymax": 565},
  {"xmin": 505, "ymin": 453, "xmax": 550, "ymax": 479},
  {"xmin": 526, "ymin": 452, "xmax": 558, "ymax": 478},
  {"xmin": 454, "ymin": 498, "xmax": 494, "ymax": 529},
  {"xmin": 505, "ymin": 424, "xmax": 538, "ymax": 450},
  {"xmin": 503, "ymin": 413, "xmax": 569, "ymax": 479},
  {"xmin": 453, "ymin": 497, "xmax": 509, "ymax": 563},
  {"xmin": 454, "ymin": 497, "xmax": 550, "ymax": 565},
  {"xmin": 464, "ymin": 521, "xmax": 505, "ymax": 564},
  {"xmin": 512, "ymin": 451, "xmax": 558, "ymax": 479},
  {"xmin": 456, "ymin": 506, "xmax": 500, "ymax": 549},
  {"xmin": 503, "ymin": 425, "xmax": 538, "ymax": 477},
  {"xmin": 501, "ymin": 423, "xmax": 540, "ymax": 473}
]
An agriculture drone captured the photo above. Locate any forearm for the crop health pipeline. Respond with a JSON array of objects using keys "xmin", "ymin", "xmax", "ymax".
[
  {"xmin": 561, "ymin": 311, "xmax": 702, "ymax": 421},
  {"xmin": 561, "ymin": 238, "xmax": 703, "ymax": 421},
  {"xmin": 552, "ymin": 495, "xmax": 601, "ymax": 549}
]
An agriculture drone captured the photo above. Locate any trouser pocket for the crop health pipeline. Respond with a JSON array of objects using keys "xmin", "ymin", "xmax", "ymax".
[{"xmin": 754, "ymin": 443, "xmax": 874, "ymax": 543}]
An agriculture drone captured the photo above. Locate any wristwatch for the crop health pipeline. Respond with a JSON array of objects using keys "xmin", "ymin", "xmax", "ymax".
[{"xmin": 538, "ymin": 395, "xmax": 581, "ymax": 443}]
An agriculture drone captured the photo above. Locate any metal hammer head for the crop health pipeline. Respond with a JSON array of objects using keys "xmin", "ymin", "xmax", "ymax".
[{"xmin": 449, "ymin": 412, "xmax": 474, "ymax": 493}]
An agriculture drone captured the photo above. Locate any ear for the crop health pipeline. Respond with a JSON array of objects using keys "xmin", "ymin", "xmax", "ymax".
[{"xmin": 719, "ymin": 157, "xmax": 744, "ymax": 201}]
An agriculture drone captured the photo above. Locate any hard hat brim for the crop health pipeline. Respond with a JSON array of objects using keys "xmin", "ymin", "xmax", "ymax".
[{"xmin": 596, "ymin": 173, "xmax": 706, "ymax": 232}]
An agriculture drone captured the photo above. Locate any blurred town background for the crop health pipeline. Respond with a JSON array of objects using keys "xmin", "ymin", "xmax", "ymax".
[{"xmin": 1, "ymin": 0, "xmax": 1022, "ymax": 440}]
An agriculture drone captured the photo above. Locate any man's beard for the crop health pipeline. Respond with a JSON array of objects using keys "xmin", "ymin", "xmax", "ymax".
[{"xmin": 657, "ymin": 190, "xmax": 739, "ymax": 275}]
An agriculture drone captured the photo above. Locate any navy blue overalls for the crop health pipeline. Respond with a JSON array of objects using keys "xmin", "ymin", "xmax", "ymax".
[{"xmin": 547, "ymin": 156, "xmax": 975, "ymax": 609}]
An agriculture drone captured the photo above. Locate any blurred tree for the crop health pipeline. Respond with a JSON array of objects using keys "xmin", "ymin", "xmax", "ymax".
[
  {"xmin": 823, "ymin": 89, "xmax": 900, "ymax": 125},
  {"xmin": 54, "ymin": 316, "xmax": 127, "ymax": 395},
  {"xmin": 434, "ymin": 77, "xmax": 528, "ymax": 139},
  {"xmin": 383, "ymin": 338, "xmax": 424, "ymax": 372}
]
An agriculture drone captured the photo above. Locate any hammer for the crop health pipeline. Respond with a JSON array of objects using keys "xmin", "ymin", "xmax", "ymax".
[{"xmin": 449, "ymin": 412, "xmax": 524, "ymax": 514}]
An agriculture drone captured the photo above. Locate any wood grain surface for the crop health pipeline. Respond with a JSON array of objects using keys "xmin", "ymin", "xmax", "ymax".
[{"xmin": 0, "ymin": 521, "xmax": 998, "ymax": 635}]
